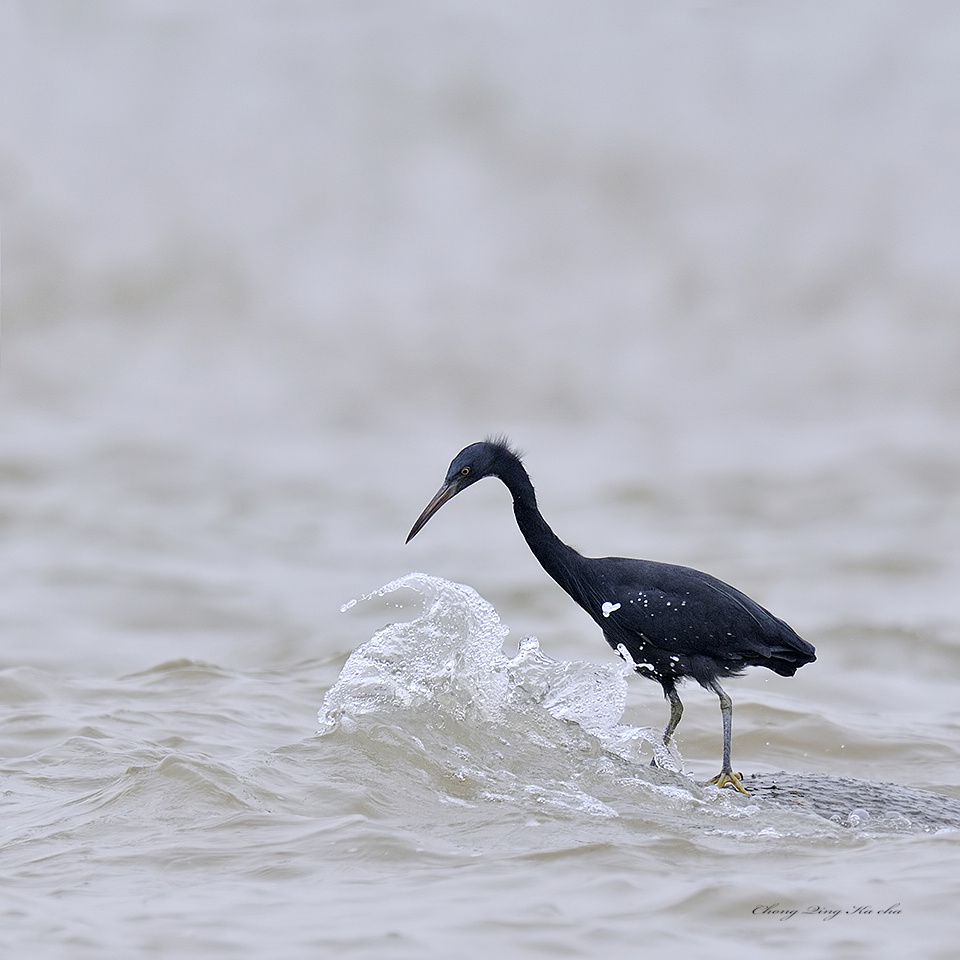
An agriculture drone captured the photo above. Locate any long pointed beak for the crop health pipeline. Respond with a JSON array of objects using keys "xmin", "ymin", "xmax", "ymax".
[{"xmin": 405, "ymin": 479, "xmax": 460, "ymax": 543}]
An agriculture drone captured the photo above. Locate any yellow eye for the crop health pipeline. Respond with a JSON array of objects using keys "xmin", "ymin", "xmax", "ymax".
[{"xmin": 460, "ymin": 467, "xmax": 470, "ymax": 476}]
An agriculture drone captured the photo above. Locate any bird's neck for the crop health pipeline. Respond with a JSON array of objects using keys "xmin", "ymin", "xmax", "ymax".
[{"xmin": 497, "ymin": 458, "xmax": 585, "ymax": 598}]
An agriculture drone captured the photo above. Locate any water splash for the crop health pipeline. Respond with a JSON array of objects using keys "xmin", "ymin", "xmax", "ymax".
[{"xmin": 320, "ymin": 572, "xmax": 669, "ymax": 766}]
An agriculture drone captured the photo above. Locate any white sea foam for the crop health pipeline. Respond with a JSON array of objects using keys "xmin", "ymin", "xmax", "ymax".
[{"xmin": 322, "ymin": 573, "xmax": 672, "ymax": 773}]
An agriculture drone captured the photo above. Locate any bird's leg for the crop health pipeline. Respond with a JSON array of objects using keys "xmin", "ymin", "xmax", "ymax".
[
  {"xmin": 663, "ymin": 686, "xmax": 683, "ymax": 745},
  {"xmin": 706, "ymin": 681, "xmax": 749, "ymax": 794},
  {"xmin": 650, "ymin": 685, "xmax": 683, "ymax": 767}
]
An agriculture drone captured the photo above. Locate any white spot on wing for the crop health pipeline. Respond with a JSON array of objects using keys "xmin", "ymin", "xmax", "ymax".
[{"xmin": 601, "ymin": 602, "xmax": 621, "ymax": 618}]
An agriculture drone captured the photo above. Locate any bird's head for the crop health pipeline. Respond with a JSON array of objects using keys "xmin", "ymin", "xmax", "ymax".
[{"xmin": 405, "ymin": 438, "xmax": 519, "ymax": 543}]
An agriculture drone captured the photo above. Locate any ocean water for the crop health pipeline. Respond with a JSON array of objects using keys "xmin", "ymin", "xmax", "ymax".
[{"xmin": 3, "ymin": 2, "xmax": 960, "ymax": 957}]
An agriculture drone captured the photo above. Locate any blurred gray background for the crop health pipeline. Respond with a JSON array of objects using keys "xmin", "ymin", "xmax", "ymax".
[{"xmin": 2, "ymin": 1, "xmax": 959, "ymax": 672}]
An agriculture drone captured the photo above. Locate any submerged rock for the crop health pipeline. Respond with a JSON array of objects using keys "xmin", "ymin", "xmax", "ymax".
[{"xmin": 741, "ymin": 772, "xmax": 960, "ymax": 831}]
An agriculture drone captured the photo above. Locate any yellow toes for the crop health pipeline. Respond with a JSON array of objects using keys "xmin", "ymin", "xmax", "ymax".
[{"xmin": 708, "ymin": 769, "xmax": 749, "ymax": 795}]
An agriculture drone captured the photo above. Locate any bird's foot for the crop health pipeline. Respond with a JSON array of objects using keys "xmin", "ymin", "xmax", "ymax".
[
  {"xmin": 649, "ymin": 745, "xmax": 681, "ymax": 772},
  {"xmin": 707, "ymin": 768, "xmax": 749, "ymax": 795}
]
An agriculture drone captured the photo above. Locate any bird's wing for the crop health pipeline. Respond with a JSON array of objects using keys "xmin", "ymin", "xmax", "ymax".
[{"xmin": 583, "ymin": 558, "xmax": 792, "ymax": 661}]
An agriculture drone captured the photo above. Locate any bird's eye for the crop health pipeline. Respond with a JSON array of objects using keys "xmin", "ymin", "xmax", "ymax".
[{"xmin": 460, "ymin": 467, "xmax": 470, "ymax": 476}]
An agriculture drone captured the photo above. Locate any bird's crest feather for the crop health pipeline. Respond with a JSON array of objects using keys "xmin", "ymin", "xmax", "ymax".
[{"xmin": 484, "ymin": 435, "xmax": 524, "ymax": 461}]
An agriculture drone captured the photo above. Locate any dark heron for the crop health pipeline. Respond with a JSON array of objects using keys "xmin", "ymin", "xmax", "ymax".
[{"xmin": 406, "ymin": 438, "xmax": 815, "ymax": 794}]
